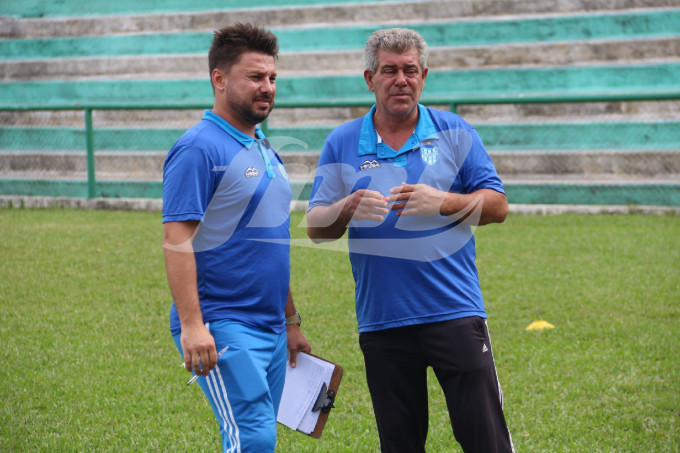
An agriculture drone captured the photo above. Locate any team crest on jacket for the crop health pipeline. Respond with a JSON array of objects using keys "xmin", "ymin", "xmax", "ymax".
[{"xmin": 421, "ymin": 143, "xmax": 439, "ymax": 166}]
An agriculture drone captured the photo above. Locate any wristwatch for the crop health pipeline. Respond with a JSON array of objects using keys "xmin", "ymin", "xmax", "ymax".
[{"xmin": 286, "ymin": 311, "xmax": 302, "ymax": 326}]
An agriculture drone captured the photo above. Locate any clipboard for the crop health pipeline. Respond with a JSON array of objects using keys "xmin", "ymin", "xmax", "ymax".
[
  {"xmin": 308, "ymin": 353, "xmax": 343, "ymax": 438},
  {"xmin": 277, "ymin": 352, "xmax": 343, "ymax": 439}
]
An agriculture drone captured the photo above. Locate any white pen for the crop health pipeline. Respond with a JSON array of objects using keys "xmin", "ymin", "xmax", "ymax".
[{"xmin": 185, "ymin": 345, "xmax": 230, "ymax": 386}]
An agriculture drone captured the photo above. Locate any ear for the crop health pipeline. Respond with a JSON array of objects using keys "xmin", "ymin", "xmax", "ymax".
[
  {"xmin": 364, "ymin": 69, "xmax": 375, "ymax": 92},
  {"xmin": 421, "ymin": 67, "xmax": 428, "ymax": 89},
  {"xmin": 211, "ymin": 68, "xmax": 227, "ymax": 92}
]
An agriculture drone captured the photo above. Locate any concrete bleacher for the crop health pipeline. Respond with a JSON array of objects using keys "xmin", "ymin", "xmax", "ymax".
[{"xmin": 1, "ymin": 0, "xmax": 679, "ymax": 209}]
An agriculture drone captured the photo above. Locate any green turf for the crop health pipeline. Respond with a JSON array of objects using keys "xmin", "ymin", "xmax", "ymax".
[{"xmin": 0, "ymin": 209, "xmax": 678, "ymax": 451}]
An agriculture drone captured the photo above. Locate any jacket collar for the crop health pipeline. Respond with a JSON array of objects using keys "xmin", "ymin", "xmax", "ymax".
[
  {"xmin": 202, "ymin": 109, "xmax": 265, "ymax": 147},
  {"xmin": 357, "ymin": 104, "xmax": 439, "ymax": 158}
]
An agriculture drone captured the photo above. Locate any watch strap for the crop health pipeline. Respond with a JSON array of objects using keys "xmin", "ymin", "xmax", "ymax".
[{"xmin": 286, "ymin": 311, "xmax": 302, "ymax": 326}]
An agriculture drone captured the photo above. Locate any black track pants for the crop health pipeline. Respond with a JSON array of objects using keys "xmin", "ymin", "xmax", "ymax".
[{"xmin": 359, "ymin": 317, "xmax": 514, "ymax": 453}]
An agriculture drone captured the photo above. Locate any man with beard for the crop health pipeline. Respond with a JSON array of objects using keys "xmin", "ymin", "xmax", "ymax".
[{"xmin": 162, "ymin": 23, "xmax": 310, "ymax": 453}]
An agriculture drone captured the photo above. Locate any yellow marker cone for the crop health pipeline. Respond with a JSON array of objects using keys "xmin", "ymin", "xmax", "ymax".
[{"xmin": 525, "ymin": 320, "xmax": 555, "ymax": 331}]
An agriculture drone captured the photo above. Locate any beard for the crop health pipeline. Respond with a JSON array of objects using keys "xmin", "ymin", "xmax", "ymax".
[{"xmin": 226, "ymin": 83, "xmax": 274, "ymax": 126}]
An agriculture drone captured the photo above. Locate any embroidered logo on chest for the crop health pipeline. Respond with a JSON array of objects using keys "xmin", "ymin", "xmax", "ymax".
[
  {"xmin": 244, "ymin": 167, "xmax": 260, "ymax": 178},
  {"xmin": 421, "ymin": 143, "xmax": 439, "ymax": 166},
  {"xmin": 359, "ymin": 160, "xmax": 381, "ymax": 171}
]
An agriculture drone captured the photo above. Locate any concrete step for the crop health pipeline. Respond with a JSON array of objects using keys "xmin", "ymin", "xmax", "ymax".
[
  {"xmin": 500, "ymin": 173, "xmax": 680, "ymax": 184},
  {"xmin": 3, "ymin": 194, "xmax": 678, "ymax": 214},
  {"xmin": 4, "ymin": 172, "xmax": 677, "ymax": 185},
  {"xmin": 0, "ymin": 109, "xmax": 202, "ymax": 128},
  {"xmin": 3, "ymin": 150, "xmax": 679, "ymax": 182},
  {"xmin": 5, "ymin": 0, "xmax": 678, "ymax": 39},
  {"xmin": 281, "ymin": 150, "xmax": 680, "ymax": 180},
  {"xmin": 3, "ymin": 63, "xmax": 677, "ymax": 110},
  {"xmin": 492, "ymin": 150, "xmax": 680, "ymax": 177},
  {"xmin": 0, "ymin": 151, "xmax": 166, "ymax": 181},
  {"xmin": 267, "ymin": 100, "xmax": 680, "ymax": 128},
  {"xmin": 3, "ymin": 36, "xmax": 678, "ymax": 82},
  {"xmin": 3, "ymin": 7, "xmax": 677, "ymax": 67},
  {"xmin": 3, "ymin": 119, "xmax": 678, "ymax": 152},
  {"xmin": 3, "ymin": 101, "xmax": 680, "ymax": 130},
  {"xmin": 0, "ymin": 0, "xmax": 405, "ymax": 20},
  {"xmin": 457, "ymin": 100, "xmax": 680, "ymax": 125}
]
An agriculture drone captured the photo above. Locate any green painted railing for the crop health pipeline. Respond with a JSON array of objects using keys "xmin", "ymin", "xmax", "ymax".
[
  {"xmin": 2, "ymin": 89, "xmax": 680, "ymax": 204},
  {"xmin": 5, "ymin": 88, "xmax": 680, "ymax": 112}
]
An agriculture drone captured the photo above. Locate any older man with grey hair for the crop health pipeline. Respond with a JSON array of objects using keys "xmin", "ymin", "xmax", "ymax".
[{"xmin": 307, "ymin": 28, "xmax": 514, "ymax": 452}]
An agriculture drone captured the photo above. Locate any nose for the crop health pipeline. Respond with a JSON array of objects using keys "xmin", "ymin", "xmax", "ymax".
[
  {"xmin": 261, "ymin": 78, "xmax": 275, "ymax": 95},
  {"xmin": 394, "ymin": 70, "xmax": 408, "ymax": 86}
]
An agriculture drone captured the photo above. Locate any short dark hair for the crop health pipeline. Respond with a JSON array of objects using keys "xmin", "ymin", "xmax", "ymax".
[{"xmin": 208, "ymin": 23, "xmax": 279, "ymax": 76}]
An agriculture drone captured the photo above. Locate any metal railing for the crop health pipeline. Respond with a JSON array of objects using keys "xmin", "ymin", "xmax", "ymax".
[{"xmin": 2, "ymin": 89, "xmax": 680, "ymax": 200}]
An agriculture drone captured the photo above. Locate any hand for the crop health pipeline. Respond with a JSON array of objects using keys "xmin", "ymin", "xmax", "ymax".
[
  {"xmin": 180, "ymin": 323, "xmax": 217, "ymax": 377},
  {"xmin": 286, "ymin": 325, "xmax": 311, "ymax": 368},
  {"xmin": 342, "ymin": 189, "xmax": 389, "ymax": 222},
  {"xmin": 386, "ymin": 182, "xmax": 447, "ymax": 216}
]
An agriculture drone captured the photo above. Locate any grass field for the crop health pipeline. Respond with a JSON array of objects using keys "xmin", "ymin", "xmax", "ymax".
[{"xmin": 0, "ymin": 207, "xmax": 678, "ymax": 452}]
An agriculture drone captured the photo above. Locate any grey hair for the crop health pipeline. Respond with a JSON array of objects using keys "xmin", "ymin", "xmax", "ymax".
[{"xmin": 363, "ymin": 28, "xmax": 428, "ymax": 74}]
